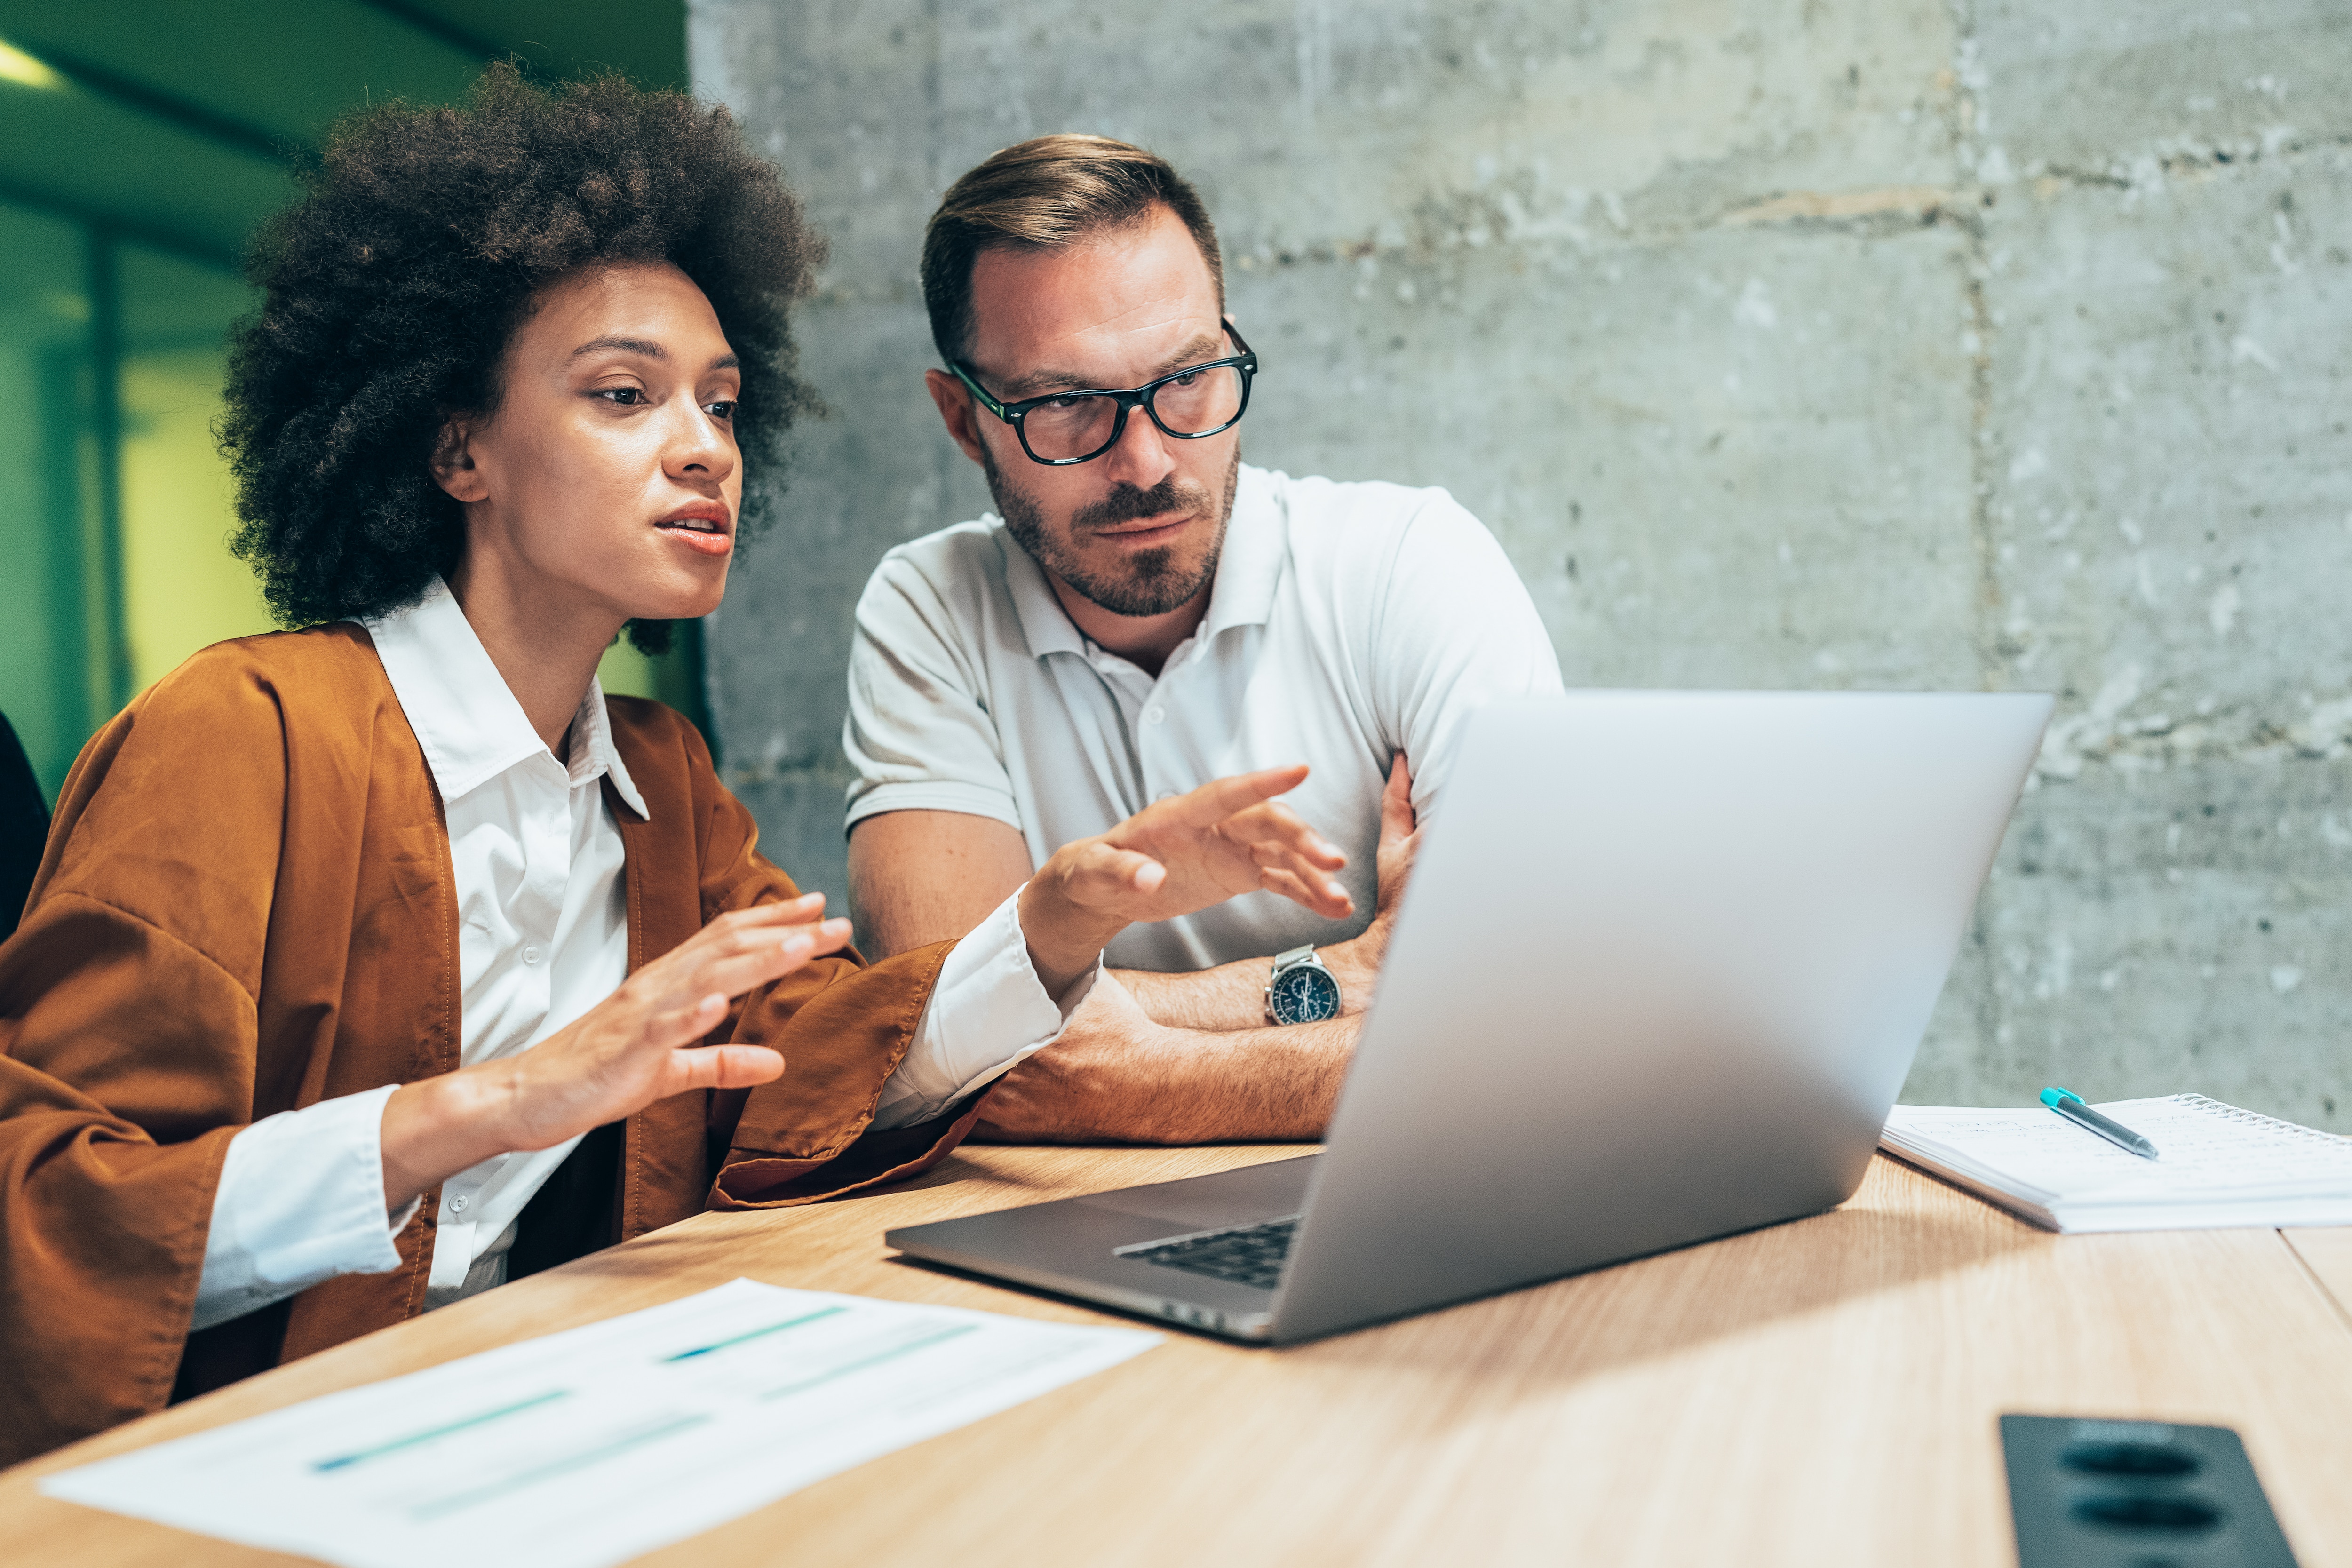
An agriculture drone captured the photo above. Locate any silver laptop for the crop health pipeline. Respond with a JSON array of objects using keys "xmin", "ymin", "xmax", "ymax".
[{"xmin": 887, "ymin": 691, "xmax": 2053, "ymax": 1343}]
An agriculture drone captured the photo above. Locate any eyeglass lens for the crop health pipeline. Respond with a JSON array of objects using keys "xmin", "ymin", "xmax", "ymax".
[{"xmin": 1021, "ymin": 365, "xmax": 1246, "ymax": 462}]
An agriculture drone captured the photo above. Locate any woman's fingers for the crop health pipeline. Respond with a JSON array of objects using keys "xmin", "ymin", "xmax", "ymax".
[
  {"xmin": 687, "ymin": 918, "xmax": 852, "ymax": 1002},
  {"xmin": 616, "ymin": 911, "xmax": 851, "ymax": 1069},
  {"xmin": 671, "ymin": 895, "xmax": 832, "ymax": 961},
  {"xmin": 707, "ymin": 892, "xmax": 829, "ymax": 933},
  {"xmin": 662, "ymin": 1043, "xmax": 786, "ymax": 1094},
  {"xmin": 643, "ymin": 991, "xmax": 731, "ymax": 1051}
]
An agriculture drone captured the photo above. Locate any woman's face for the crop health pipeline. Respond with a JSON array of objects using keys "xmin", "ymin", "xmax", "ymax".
[{"xmin": 435, "ymin": 261, "xmax": 744, "ymax": 626}]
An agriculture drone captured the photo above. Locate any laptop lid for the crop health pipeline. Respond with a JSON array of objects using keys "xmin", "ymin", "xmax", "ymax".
[{"xmin": 1264, "ymin": 691, "xmax": 2051, "ymax": 1341}]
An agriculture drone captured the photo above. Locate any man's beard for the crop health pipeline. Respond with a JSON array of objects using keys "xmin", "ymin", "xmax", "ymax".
[{"xmin": 985, "ymin": 445, "xmax": 1240, "ymax": 618}]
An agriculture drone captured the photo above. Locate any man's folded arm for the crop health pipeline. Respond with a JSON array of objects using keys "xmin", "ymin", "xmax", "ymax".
[
  {"xmin": 974, "ymin": 977, "xmax": 1356, "ymax": 1145},
  {"xmin": 1110, "ymin": 958, "xmax": 1301, "ymax": 1031}
]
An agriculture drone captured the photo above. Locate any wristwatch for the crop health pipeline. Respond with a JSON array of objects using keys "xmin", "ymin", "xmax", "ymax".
[{"xmin": 1265, "ymin": 945, "xmax": 1342, "ymax": 1025}]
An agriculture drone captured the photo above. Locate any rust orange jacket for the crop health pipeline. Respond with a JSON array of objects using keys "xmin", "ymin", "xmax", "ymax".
[{"xmin": 0, "ymin": 624, "xmax": 976, "ymax": 1467}]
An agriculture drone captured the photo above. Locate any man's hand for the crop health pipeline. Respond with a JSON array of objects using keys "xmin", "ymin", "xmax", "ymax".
[
  {"xmin": 973, "ymin": 974, "xmax": 1354, "ymax": 1144},
  {"xmin": 380, "ymin": 894, "xmax": 851, "ymax": 1211},
  {"xmin": 1018, "ymin": 765, "xmax": 1350, "ymax": 996},
  {"xmin": 1324, "ymin": 754, "xmax": 1420, "ymax": 995},
  {"xmin": 1104, "ymin": 753, "xmax": 1417, "ymax": 1029}
]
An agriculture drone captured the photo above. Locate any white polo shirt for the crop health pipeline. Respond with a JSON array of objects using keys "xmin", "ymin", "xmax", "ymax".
[{"xmin": 845, "ymin": 464, "xmax": 1564, "ymax": 972}]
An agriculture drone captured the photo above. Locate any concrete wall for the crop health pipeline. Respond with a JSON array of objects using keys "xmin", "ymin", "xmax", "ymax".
[{"xmin": 690, "ymin": 0, "xmax": 2352, "ymax": 1127}]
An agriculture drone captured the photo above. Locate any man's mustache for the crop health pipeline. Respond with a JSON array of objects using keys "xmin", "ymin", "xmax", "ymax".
[{"xmin": 1074, "ymin": 475, "xmax": 1205, "ymax": 531}]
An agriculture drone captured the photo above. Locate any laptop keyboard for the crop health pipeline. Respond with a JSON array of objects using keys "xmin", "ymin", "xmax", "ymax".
[{"xmin": 1120, "ymin": 1215, "xmax": 1300, "ymax": 1291}]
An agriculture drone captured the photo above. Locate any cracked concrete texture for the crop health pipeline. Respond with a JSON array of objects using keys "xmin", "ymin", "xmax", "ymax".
[
  {"xmin": 692, "ymin": 0, "xmax": 2352, "ymax": 1128},
  {"xmin": 1966, "ymin": 0, "xmax": 2352, "ymax": 180},
  {"xmin": 1983, "ymin": 150, "xmax": 2352, "ymax": 762},
  {"xmin": 1231, "ymin": 220, "xmax": 1982, "ymax": 690}
]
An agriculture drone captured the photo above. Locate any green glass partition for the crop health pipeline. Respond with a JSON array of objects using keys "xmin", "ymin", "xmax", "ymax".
[
  {"xmin": 0, "ymin": 199, "xmax": 106, "ymax": 801},
  {"xmin": 0, "ymin": 6, "xmax": 697, "ymax": 809}
]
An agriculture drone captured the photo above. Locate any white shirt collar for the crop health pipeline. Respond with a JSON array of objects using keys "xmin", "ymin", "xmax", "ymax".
[
  {"xmin": 361, "ymin": 577, "xmax": 650, "ymax": 820},
  {"xmin": 1001, "ymin": 462, "xmax": 1286, "ymax": 663},
  {"xmin": 1198, "ymin": 463, "xmax": 1286, "ymax": 640}
]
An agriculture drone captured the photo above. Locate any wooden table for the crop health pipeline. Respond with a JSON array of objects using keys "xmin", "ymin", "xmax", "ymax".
[{"xmin": 6, "ymin": 1146, "xmax": 2351, "ymax": 1568}]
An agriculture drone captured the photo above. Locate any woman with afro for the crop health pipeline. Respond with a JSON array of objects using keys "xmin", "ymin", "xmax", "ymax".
[{"xmin": 0, "ymin": 66, "xmax": 1353, "ymax": 1463}]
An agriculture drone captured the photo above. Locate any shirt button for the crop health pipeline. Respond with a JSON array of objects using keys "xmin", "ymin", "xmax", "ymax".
[
  {"xmin": 1144, "ymin": 705, "xmax": 1166, "ymax": 724},
  {"xmin": 522, "ymin": 946, "xmax": 541, "ymax": 965},
  {"xmin": 449, "ymin": 1195, "xmax": 469, "ymax": 1213}
]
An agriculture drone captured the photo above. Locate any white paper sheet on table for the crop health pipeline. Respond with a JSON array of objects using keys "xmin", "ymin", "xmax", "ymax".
[{"xmin": 41, "ymin": 1278, "xmax": 1159, "ymax": 1568}]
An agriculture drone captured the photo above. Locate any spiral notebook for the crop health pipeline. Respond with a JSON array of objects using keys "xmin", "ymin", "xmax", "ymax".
[{"xmin": 1880, "ymin": 1094, "xmax": 2352, "ymax": 1233}]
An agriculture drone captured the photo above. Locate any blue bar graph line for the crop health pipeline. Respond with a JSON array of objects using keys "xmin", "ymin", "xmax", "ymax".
[
  {"xmin": 406, "ymin": 1414, "xmax": 713, "ymax": 1522},
  {"xmin": 311, "ymin": 1389, "xmax": 570, "ymax": 1473},
  {"xmin": 659, "ymin": 1305, "xmax": 847, "ymax": 1361},
  {"xmin": 758, "ymin": 1322, "xmax": 979, "ymax": 1401}
]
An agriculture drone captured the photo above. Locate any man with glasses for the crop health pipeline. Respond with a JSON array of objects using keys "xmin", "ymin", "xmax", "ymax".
[{"xmin": 842, "ymin": 135, "xmax": 1562, "ymax": 1142}]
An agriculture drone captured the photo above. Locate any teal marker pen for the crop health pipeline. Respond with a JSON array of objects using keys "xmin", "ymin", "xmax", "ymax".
[{"xmin": 2040, "ymin": 1087, "xmax": 2160, "ymax": 1160}]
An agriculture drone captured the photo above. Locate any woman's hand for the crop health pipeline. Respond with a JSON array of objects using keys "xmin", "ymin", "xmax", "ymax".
[
  {"xmin": 379, "ymin": 892, "xmax": 851, "ymax": 1211},
  {"xmin": 1017, "ymin": 765, "xmax": 1350, "ymax": 995}
]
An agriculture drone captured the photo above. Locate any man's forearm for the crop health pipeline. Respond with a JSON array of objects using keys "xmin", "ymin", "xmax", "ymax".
[
  {"xmin": 973, "ymin": 1013, "xmax": 1359, "ymax": 1145},
  {"xmin": 1114, "ymin": 935, "xmax": 1379, "ymax": 1031},
  {"xmin": 1111, "ymin": 959, "xmax": 1275, "ymax": 1031}
]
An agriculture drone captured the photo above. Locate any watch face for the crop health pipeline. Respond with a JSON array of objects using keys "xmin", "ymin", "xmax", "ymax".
[{"xmin": 1270, "ymin": 963, "xmax": 1341, "ymax": 1025}]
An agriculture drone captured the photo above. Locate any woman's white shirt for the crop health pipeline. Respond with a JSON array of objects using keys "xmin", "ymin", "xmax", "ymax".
[{"xmin": 190, "ymin": 580, "xmax": 1089, "ymax": 1331}]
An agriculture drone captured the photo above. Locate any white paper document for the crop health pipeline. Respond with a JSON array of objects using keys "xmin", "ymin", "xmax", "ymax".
[{"xmin": 43, "ymin": 1278, "xmax": 1159, "ymax": 1568}]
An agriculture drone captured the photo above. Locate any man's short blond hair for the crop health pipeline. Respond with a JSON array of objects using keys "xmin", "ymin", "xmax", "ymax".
[{"xmin": 920, "ymin": 134, "xmax": 1224, "ymax": 365}]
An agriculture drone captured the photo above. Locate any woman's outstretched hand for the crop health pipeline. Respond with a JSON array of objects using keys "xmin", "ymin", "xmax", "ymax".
[
  {"xmin": 1018, "ymin": 764, "xmax": 1350, "ymax": 996},
  {"xmin": 379, "ymin": 892, "xmax": 852, "ymax": 1211}
]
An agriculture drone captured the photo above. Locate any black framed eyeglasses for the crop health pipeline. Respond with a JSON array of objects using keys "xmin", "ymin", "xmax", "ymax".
[{"xmin": 949, "ymin": 319, "xmax": 1257, "ymax": 466}]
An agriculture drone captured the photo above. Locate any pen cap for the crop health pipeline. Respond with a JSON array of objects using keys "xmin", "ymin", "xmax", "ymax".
[{"xmin": 2039, "ymin": 1088, "xmax": 2079, "ymax": 1109}]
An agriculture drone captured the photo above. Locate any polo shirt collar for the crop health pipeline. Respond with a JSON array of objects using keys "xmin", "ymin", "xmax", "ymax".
[
  {"xmin": 361, "ymin": 576, "xmax": 650, "ymax": 819},
  {"xmin": 1199, "ymin": 463, "xmax": 1285, "ymax": 639},
  {"xmin": 1000, "ymin": 528, "xmax": 1088, "ymax": 661},
  {"xmin": 1000, "ymin": 462, "xmax": 1286, "ymax": 661}
]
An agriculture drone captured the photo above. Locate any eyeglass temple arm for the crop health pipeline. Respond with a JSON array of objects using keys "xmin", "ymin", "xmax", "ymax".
[{"xmin": 947, "ymin": 360, "xmax": 1015, "ymax": 422}]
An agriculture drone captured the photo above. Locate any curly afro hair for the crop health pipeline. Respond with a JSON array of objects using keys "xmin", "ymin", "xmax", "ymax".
[{"xmin": 222, "ymin": 64, "xmax": 824, "ymax": 655}]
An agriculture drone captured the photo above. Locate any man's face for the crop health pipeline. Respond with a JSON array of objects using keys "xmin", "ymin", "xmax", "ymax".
[{"xmin": 951, "ymin": 205, "xmax": 1241, "ymax": 619}]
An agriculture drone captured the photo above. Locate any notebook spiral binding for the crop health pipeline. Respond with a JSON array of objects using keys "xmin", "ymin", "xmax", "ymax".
[{"xmin": 2175, "ymin": 1093, "xmax": 2352, "ymax": 1145}]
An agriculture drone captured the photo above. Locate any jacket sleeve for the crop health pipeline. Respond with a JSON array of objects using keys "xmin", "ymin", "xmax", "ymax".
[
  {"xmin": 666, "ymin": 726, "xmax": 988, "ymax": 1210},
  {"xmin": 0, "ymin": 667, "xmax": 290, "ymax": 1466}
]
